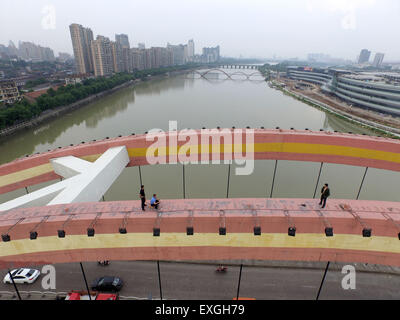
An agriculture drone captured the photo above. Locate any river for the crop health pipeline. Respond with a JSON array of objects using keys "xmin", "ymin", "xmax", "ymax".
[{"xmin": 1, "ymin": 68, "xmax": 399, "ymax": 204}]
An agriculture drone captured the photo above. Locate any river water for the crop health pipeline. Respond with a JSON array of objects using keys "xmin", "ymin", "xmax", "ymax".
[{"xmin": 1, "ymin": 68, "xmax": 400, "ymax": 204}]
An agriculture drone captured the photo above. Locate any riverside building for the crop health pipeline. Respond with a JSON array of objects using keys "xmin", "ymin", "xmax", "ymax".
[
  {"xmin": 287, "ymin": 66, "xmax": 400, "ymax": 116},
  {"xmin": 0, "ymin": 79, "xmax": 21, "ymax": 105}
]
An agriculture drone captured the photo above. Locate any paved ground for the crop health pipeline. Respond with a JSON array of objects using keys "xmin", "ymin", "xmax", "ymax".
[{"xmin": 0, "ymin": 261, "xmax": 399, "ymax": 300}]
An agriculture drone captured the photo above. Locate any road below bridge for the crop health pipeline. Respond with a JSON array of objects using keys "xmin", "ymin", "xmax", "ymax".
[{"xmin": 1, "ymin": 261, "xmax": 399, "ymax": 300}]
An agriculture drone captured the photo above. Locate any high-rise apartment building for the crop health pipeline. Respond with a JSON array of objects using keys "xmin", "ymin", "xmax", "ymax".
[
  {"xmin": 18, "ymin": 42, "xmax": 55, "ymax": 62},
  {"xmin": 167, "ymin": 43, "xmax": 186, "ymax": 65},
  {"xmin": 40, "ymin": 46, "xmax": 55, "ymax": 62},
  {"xmin": 138, "ymin": 43, "xmax": 145, "ymax": 50},
  {"xmin": 0, "ymin": 45, "xmax": 7, "ymax": 55},
  {"xmin": 183, "ymin": 45, "xmax": 189, "ymax": 63},
  {"xmin": 143, "ymin": 49, "xmax": 154, "ymax": 70},
  {"xmin": 115, "ymin": 34, "xmax": 130, "ymax": 49},
  {"xmin": 70, "ymin": 24, "xmax": 94, "ymax": 74},
  {"xmin": 8, "ymin": 41, "xmax": 18, "ymax": 56},
  {"xmin": 151, "ymin": 47, "xmax": 173, "ymax": 68},
  {"xmin": 202, "ymin": 46, "xmax": 220, "ymax": 63},
  {"xmin": 91, "ymin": 36, "xmax": 114, "ymax": 77},
  {"xmin": 188, "ymin": 40, "xmax": 195, "ymax": 60},
  {"xmin": 131, "ymin": 48, "xmax": 145, "ymax": 71},
  {"xmin": 373, "ymin": 53, "xmax": 385, "ymax": 68},
  {"xmin": 19, "ymin": 42, "xmax": 40, "ymax": 61},
  {"xmin": 358, "ymin": 49, "xmax": 371, "ymax": 64},
  {"xmin": 121, "ymin": 47, "xmax": 133, "ymax": 72},
  {"xmin": 111, "ymin": 41, "xmax": 124, "ymax": 73}
]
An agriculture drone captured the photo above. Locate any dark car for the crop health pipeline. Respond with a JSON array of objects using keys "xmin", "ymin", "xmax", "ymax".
[{"xmin": 91, "ymin": 276, "xmax": 123, "ymax": 292}]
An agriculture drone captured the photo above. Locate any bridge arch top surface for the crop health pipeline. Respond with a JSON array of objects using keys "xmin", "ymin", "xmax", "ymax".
[
  {"xmin": 0, "ymin": 129, "xmax": 400, "ymax": 194},
  {"xmin": 194, "ymin": 69, "xmax": 233, "ymax": 78},
  {"xmin": 1, "ymin": 198, "xmax": 400, "ymax": 267}
]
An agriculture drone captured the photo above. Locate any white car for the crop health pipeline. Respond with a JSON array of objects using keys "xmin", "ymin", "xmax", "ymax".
[{"xmin": 3, "ymin": 268, "xmax": 40, "ymax": 284}]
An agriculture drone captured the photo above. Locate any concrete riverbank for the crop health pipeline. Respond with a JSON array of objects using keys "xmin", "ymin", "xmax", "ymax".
[{"xmin": 269, "ymin": 80, "xmax": 400, "ymax": 139}]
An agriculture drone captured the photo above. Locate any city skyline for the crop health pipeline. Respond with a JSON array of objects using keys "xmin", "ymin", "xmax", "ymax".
[
  {"xmin": 67, "ymin": 23, "xmax": 219, "ymax": 76},
  {"xmin": 1, "ymin": 0, "xmax": 400, "ymax": 61}
]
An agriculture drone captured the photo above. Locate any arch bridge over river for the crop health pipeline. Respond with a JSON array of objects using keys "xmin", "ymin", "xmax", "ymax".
[
  {"xmin": 0, "ymin": 130, "xmax": 400, "ymax": 268},
  {"xmin": 192, "ymin": 69, "xmax": 265, "ymax": 81}
]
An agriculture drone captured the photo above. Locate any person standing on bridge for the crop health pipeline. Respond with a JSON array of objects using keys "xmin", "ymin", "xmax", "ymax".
[
  {"xmin": 319, "ymin": 184, "xmax": 330, "ymax": 209},
  {"xmin": 139, "ymin": 185, "xmax": 146, "ymax": 211}
]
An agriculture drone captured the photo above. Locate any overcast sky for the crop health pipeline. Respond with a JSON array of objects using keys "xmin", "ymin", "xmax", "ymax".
[{"xmin": 1, "ymin": 0, "xmax": 400, "ymax": 61}]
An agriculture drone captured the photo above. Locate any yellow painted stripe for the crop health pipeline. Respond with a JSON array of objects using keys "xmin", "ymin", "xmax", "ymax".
[
  {"xmin": 0, "ymin": 163, "xmax": 53, "ymax": 189},
  {"xmin": 0, "ymin": 155, "xmax": 101, "ymax": 189},
  {"xmin": 1, "ymin": 143, "xmax": 399, "ymax": 188},
  {"xmin": 267, "ymin": 143, "xmax": 400, "ymax": 163},
  {"xmin": 0, "ymin": 233, "xmax": 399, "ymax": 259},
  {"xmin": 81, "ymin": 154, "xmax": 101, "ymax": 163},
  {"xmin": 139, "ymin": 143, "xmax": 400, "ymax": 163}
]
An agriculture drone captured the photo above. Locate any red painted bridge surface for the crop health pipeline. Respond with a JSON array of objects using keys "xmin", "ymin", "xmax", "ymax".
[
  {"xmin": 0, "ymin": 129, "xmax": 400, "ymax": 268},
  {"xmin": 1, "ymin": 129, "xmax": 400, "ymax": 195},
  {"xmin": 0, "ymin": 198, "xmax": 400, "ymax": 268}
]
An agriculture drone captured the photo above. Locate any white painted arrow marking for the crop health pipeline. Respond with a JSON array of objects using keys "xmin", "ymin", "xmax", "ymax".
[{"xmin": 0, "ymin": 146, "xmax": 129, "ymax": 211}]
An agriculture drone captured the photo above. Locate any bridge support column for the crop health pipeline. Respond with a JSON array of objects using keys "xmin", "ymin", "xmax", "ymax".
[
  {"xmin": 79, "ymin": 262, "xmax": 92, "ymax": 300},
  {"xmin": 183, "ymin": 164, "xmax": 186, "ymax": 199},
  {"xmin": 157, "ymin": 261, "xmax": 163, "ymax": 301},
  {"xmin": 270, "ymin": 160, "xmax": 278, "ymax": 198},
  {"xmin": 316, "ymin": 261, "xmax": 330, "ymax": 300},
  {"xmin": 356, "ymin": 167, "xmax": 369, "ymax": 200},
  {"xmin": 139, "ymin": 166, "xmax": 143, "ymax": 187},
  {"xmin": 8, "ymin": 269, "xmax": 22, "ymax": 300},
  {"xmin": 313, "ymin": 163, "xmax": 324, "ymax": 199},
  {"xmin": 226, "ymin": 162, "xmax": 231, "ymax": 198},
  {"xmin": 236, "ymin": 264, "xmax": 243, "ymax": 300}
]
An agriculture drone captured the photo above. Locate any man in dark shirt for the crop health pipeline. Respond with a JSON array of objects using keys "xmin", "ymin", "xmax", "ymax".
[
  {"xmin": 139, "ymin": 185, "xmax": 146, "ymax": 211},
  {"xmin": 319, "ymin": 183, "xmax": 330, "ymax": 209}
]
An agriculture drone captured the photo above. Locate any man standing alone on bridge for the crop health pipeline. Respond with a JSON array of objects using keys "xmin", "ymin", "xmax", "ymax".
[
  {"xmin": 319, "ymin": 184, "xmax": 330, "ymax": 209},
  {"xmin": 140, "ymin": 185, "xmax": 146, "ymax": 211}
]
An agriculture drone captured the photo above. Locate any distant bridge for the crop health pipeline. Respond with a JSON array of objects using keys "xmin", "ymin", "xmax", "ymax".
[
  {"xmin": 219, "ymin": 64, "xmax": 260, "ymax": 70},
  {"xmin": 192, "ymin": 69, "xmax": 265, "ymax": 81}
]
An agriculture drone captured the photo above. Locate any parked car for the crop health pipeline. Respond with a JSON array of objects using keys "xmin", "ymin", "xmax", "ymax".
[
  {"xmin": 91, "ymin": 276, "xmax": 123, "ymax": 292},
  {"xmin": 3, "ymin": 268, "xmax": 40, "ymax": 284}
]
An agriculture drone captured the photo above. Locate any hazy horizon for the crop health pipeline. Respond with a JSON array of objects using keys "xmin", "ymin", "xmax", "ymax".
[{"xmin": 1, "ymin": 0, "xmax": 400, "ymax": 61}]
